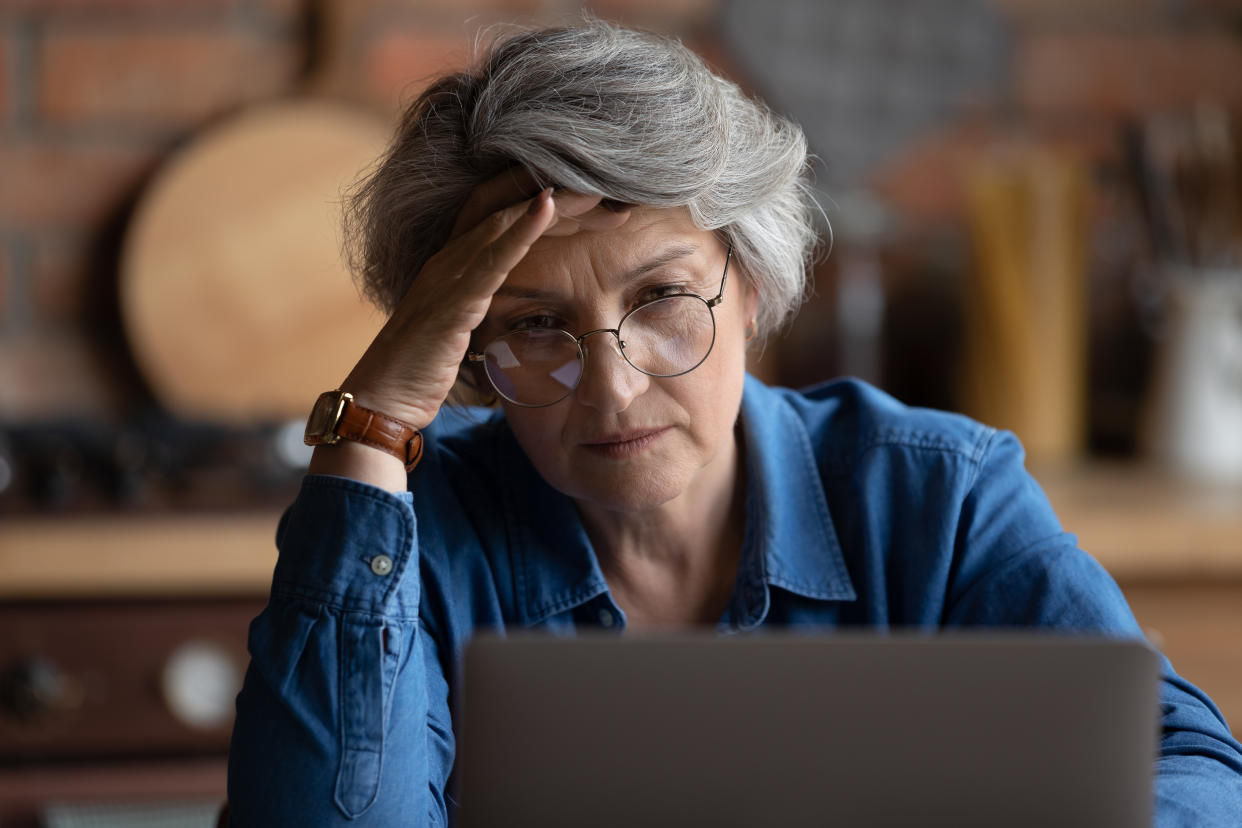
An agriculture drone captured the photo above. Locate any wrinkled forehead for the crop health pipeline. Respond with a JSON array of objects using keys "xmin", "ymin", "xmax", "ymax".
[{"xmin": 502, "ymin": 206, "xmax": 724, "ymax": 296}]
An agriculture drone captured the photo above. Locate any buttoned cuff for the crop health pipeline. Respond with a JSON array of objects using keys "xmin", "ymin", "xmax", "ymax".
[{"xmin": 271, "ymin": 474, "xmax": 419, "ymax": 617}]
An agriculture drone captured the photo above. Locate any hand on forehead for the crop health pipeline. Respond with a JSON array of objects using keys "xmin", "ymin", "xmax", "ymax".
[{"xmin": 450, "ymin": 167, "xmax": 634, "ymax": 241}]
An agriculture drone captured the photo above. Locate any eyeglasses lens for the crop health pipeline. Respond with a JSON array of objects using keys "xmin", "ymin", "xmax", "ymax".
[
  {"xmin": 483, "ymin": 296, "xmax": 716, "ymax": 406},
  {"xmin": 618, "ymin": 296, "xmax": 715, "ymax": 377},
  {"xmin": 484, "ymin": 329, "xmax": 582, "ymax": 406}
]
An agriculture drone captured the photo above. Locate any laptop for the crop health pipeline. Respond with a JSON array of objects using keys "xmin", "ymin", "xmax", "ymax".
[{"xmin": 458, "ymin": 633, "xmax": 1159, "ymax": 828}]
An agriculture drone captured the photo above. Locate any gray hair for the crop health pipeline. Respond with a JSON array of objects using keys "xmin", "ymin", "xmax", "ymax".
[{"xmin": 345, "ymin": 17, "xmax": 820, "ymax": 339}]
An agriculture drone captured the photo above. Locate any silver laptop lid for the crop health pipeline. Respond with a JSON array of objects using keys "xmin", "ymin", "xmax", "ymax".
[{"xmin": 459, "ymin": 633, "xmax": 1158, "ymax": 828}]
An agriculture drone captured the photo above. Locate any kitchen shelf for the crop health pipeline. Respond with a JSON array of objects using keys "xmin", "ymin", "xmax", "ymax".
[
  {"xmin": 0, "ymin": 511, "xmax": 281, "ymax": 599},
  {"xmin": 0, "ymin": 464, "xmax": 1239, "ymax": 600},
  {"xmin": 1033, "ymin": 463, "xmax": 1242, "ymax": 581}
]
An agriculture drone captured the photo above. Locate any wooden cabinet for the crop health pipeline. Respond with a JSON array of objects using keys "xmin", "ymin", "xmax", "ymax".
[
  {"xmin": 1121, "ymin": 583, "xmax": 1242, "ymax": 729},
  {"xmin": 3, "ymin": 464, "xmax": 1239, "ymax": 731},
  {"xmin": 1038, "ymin": 464, "xmax": 1242, "ymax": 731}
]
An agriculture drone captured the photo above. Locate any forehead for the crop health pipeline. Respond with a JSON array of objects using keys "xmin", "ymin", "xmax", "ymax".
[{"xmin": 507, "ymin": 206, "xmax": 717, "ymax": 287}]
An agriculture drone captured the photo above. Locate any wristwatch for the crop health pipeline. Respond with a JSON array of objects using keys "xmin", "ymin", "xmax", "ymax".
[{"xmin": 303, "ymin": 390, "xmax": 424, "ymax": 472}]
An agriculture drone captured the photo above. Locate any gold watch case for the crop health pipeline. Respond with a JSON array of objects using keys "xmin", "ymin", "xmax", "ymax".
[{"xmin": 303, "ymin": 390, "xmax": 352, "ymax": 446}]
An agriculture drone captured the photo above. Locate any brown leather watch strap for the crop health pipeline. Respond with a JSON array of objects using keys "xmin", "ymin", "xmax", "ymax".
[{"xmin": 336, "ymin": 399, "xmax": 424, "ymax": 472}]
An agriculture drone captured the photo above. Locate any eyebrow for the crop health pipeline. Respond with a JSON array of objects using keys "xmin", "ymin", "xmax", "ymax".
[{"xmin": 492, "ymin": 242, "xmax": 701, "ymax": 302}]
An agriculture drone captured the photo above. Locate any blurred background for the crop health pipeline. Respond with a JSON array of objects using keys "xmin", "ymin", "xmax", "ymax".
[{"xmin": 1, "ymin": 0, "xmax": 1240, "ymax": 824}]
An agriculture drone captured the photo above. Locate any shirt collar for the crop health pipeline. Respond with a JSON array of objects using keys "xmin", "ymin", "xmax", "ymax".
[
  {"xmin": 497, "ymin": 424, "xmax": 610, "ymax": 627},
  {"xmin": 503, "ymin": 374, "xmax": 856, "ymax": 628},
  {"xmin": 730, "ymin": 374, "xmax": 856, "ymax": 628}
]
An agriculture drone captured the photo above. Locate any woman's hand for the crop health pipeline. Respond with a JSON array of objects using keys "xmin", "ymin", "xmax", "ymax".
[
  {"xmin": 340, "ymin": 185, "xmax": 555, "ymax": 432},
  {"xmin": 308, "ymin": 170, "xmax": 630, "ymax": 487}
]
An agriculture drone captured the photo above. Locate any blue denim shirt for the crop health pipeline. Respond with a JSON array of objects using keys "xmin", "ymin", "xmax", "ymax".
[{"xmin": 228, "ymin": 376, "xmax": 1242, "ymax": 825}]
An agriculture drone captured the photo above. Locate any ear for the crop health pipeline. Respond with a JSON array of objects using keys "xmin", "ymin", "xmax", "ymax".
[{"xmin": 740, "ymin": 273, "xmax": 760, "ymax": 331}]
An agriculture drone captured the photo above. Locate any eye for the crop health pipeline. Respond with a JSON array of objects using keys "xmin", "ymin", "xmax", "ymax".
[
  {"xmin": 636, "ymin": 283, "xmax": 690, "ymax": 304},
  {"xmin": 509, "ymin": 313, "xmax": 565, "ymax": 332}
]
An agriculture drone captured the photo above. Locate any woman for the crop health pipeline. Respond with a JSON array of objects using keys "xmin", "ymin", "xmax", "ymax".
[{"xmin": 228, "ymin": 18, "xmax": 1242, "ymax": 825}]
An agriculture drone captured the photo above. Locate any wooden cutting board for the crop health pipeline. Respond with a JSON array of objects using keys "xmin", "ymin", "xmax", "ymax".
[
  {"xmin": 120, "ymin": 0, "xmax": 390, "ymax": 423},
  {"xmin": 121, "ymin": 102, "xmax": 388, "ymax": 422}
]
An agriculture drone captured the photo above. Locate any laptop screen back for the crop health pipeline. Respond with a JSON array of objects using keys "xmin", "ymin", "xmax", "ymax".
[{"xmin": 459, "ymin": 633, "xmax": 1158, "ymax": 828}]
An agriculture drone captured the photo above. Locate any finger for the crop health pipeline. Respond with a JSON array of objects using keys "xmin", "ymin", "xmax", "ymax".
[
  {"xmin": 532, "ymin": 192, "xmax": 601, "ymax": 236},
  {"xmin": 542, "ymin": 216, "xmax": 582, "ymax": 237},
  {"xmin": 550, "ymin": 191, "xmax": 606, "ymax": 218},
  {"xmin": 388, "ymin": 189, "xmax": 553, "ymax": 332},
  {"xmin": 573, "ymin": 205, "xmax": 633, "ymax": 232},
  {"xmin": 553, "ymin": 193, "xmax": 635, "ymax": 218},
  {"xmin": 450, "ymin": 166, "xmax": 542, "ymax": 239},
  {"xmin": 542, "ymin": 203, "xmax": 633, "ymax": 236},
  {"xmin": 463, "ymin": 188, "xmax": 557, "ymax": 293},
  {"xmin": 434, "ymin": 187, "xmax": 554, "ymax": 277}
]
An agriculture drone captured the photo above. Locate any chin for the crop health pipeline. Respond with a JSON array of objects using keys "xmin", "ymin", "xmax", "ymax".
[{"xmin": 561, "ymin": 455, "xmax": 694, "ymax": 513}]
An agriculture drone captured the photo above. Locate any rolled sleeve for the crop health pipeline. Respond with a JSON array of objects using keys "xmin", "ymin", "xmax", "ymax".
[
  {"xmin": 272, "ymin": 475, "xmax": 419, "ymax": 616},
  {"xmin": 229, "ymin": 475, "xmax": 452, "ymax": 826}
]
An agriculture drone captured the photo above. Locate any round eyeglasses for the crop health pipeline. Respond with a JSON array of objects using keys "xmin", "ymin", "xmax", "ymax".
[{"xmin": 466, "ymin": 247, "xmax": 732, "ymax": 407}]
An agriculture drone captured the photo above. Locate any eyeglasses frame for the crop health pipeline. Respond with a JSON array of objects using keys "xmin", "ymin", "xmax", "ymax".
[{"xmin": 466, "ymin": 245, "xmax": 734, "ymax": 408}]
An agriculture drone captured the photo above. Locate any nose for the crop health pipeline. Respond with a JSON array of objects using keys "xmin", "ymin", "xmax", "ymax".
[{"xmin": 574, "ymin": 330, "xmax": 649, "ymax": 413}]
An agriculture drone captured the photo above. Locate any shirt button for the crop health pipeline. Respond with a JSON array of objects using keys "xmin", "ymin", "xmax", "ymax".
[
  {"xmin": 598, "ymin": 608, "xmax": 615, "ymax": 628},
  {"xmin": 370, "ymin": 555, "xmax": 394, "ymax": 576}
]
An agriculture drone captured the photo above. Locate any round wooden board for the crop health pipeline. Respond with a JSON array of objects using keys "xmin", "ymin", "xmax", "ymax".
[{"xmin": 121, "ymin": 100, "xmax": 391, "ymax": 423}]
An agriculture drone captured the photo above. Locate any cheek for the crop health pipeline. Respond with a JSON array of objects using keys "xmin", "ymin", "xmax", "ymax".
[
  {"xmin": 503, "ymin": 407, "xmax": 561, "ymax": 460},
  {"xmin": 679, "ymin": 334, "xmax": 747, "ymax": 441},
  {"xmin": 502, "ymin": 406, "xmax": 586, "ymax": 495},
  {"xmin": 714, "ymin": 329, "xmax": 749, "ymax": 400},
  {"xmin": 713, "ymin": 320, "xmax": 750, "ymax": 385}
]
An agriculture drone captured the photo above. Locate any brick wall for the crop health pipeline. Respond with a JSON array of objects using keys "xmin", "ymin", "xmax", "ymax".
[
  {"xmin": 874, "ymin": 1, "xmax": 1242, "ymax": 226},
  {"xmin": 0, "ymin": 0, "xmax": 1239, "ymax": 421},
  {"xmin": 1, "ymin": 1, "xmax": 304, "ymax": 419},
  {"xmin": 0, "ymin": 0, "xmax": 719, "ymax": 420}
]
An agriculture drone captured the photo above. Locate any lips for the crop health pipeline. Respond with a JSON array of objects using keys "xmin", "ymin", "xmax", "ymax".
[{"xmin": 579, "ymin": 426, "xmax": 670, "ymax": 458}]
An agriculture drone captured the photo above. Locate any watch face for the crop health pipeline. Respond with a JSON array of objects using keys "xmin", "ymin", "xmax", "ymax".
[{"xmin": 304, "ymin": 392, "xmax": 346, "ymax": 445}]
